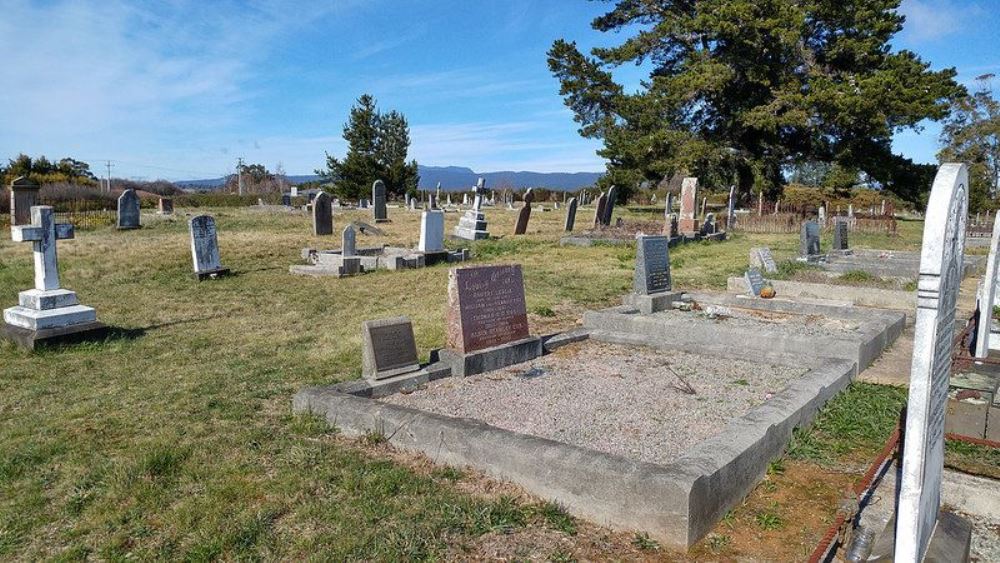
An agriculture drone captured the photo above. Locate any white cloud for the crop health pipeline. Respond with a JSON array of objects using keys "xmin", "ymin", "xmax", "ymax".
[{"xmin": 899, "ymin": 0, "xmax": 984, "ymax": 43}]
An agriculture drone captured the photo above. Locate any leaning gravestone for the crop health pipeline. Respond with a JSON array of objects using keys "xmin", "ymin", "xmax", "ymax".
[
  {"xmin": 749, "ymin": 247, "xmax": 778, "ymax": 274},
  {"xmin": 895, "ymin": 163, "xmax": 971, "ymax": 561},
  {"xmin": 372, "ymin": 180, "xmax": 388, "ymax": 223},
  {"xmin": 726, "ymin": 185, "xmax": 736, "ymax": 229},
  {"xmin": 361, "ymin": 316, "xmax": 421, "ymax": 381},
  {"xmin": 312, "ymin": 192, "xmax": 333, "ymax": 236},
  {"xmin": 117, "ymin": 188, "xmax": 141, "ymax": 230},
  {"xmin": 514, "ymin": 188, "xmax": 534, "ymax": 235},
  {"xmin": 744, "ymin": 268, "xmax": 766, "ymax": 297},
  {"xmin": 634, "ymin": 235, "xmax": 672, "ymax": 294},
  {"xmin": 418, "ymin": 210, "xmax": 445, "ymax": 253},
  {"xmin": 189, "ymin": 215, "xmax": 230, "ymax": 280},
  {"xmin": 602, "ymin": 185, "xmax": 618, "ymax": 226},
  {"xmin": 564, "ymin": 196, "xmax": 578, "ymax": 232},
  {"xmin": 975, "ymin": 213, "xmax": 1000, "ymax": 358},
  {"xmin": 799, "ymin": 221, "xmax": 821, "ymax": 260},
  {"xmin": 593, "ymin": 191, "xmax": 608, "ymax": 228}
]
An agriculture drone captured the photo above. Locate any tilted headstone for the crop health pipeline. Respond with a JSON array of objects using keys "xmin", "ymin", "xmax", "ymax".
[
  {"xmin": 749, "ymin": 247, "xmax": 778, "ymax": 274},
  {"xmin": 679, "ymin": 177, "xmax": 699, "ymax": 234},
  {"xmin": 372, "ymin": 180, "xmax": 388, "ymax": 222},
  {"xmin": 634, "ymin": 235, "xmax": 671, "ymax": 295},
  {"xmin": 564, "ymin": 197, "xmax": 578, "ymax": 232},
  {"xmin": 799, "ymin": 221, "xmax": 820, "ymax": 258},
  {"xmin": 189, "ymin": 215, "xmax": 229, "ymax": 279},
  {"xmin": 832, "ymin": 218, "xmax": 849, "ymax": 251},
  {"xmin": 895, "ymin": 163, "xmax": 969, "ymax": 561},
  {"xmin": 157, "ymin": 198, "xmax": 174, "ymax": 215},
  {"xmin": 418, "ymin": 210, "xmax": 445, "ymax": 253},
  {"xmin": 446, "ymin": 264, "xmax": 530, "ymax": 354},
  {"xmin": 9, "ymin": 177, "xmax": 41, "ymax": 226},
  {"xmin": 361, "ymin": 316, "xmax": 421, "ymax": 381},
  {"xmin": 744, "ymin": 268, "xmax": 766, "ymax": 297},
  {"xmin": 342, "ymin": 224, "xmax": 357, "ymax": 257},
  {"xmin": 117, "ymin": 188, "xmax": 141, "ymax": 230},
  {"xmin": 726, "ymin": 185, "xmax": 736, "ymax": 229},
  {"xmin": 514, "ymin": 188, "xmax": 534, "ymax": 235},
  {"xmin": 602, "ymin": 185, "xmax": 618, "ymax": 226},
  {"xmin": 975, "ymin": 213, "xmax": 1000, "ymax": 358},
  {"xmin": 3, "ymin": 206, "xmax": 100, "ymax": 343},
  {"xmin": 312, "ymin": 192, "xmax": 333, "ymax": 236},
  {"xmin": 593, "ymin": 191, "xmax": 608, "ymax": 228}
]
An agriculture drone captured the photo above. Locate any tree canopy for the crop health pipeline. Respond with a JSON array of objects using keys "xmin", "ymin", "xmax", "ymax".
[
  {"xmin": 548, "ymin": 0, "xmax": 963, "ymax": 204},
  {"xmin": 316, "ymin": 95, "xmax": 419, "ymax": 200},
  {"xmin": 3, "ymin": 154, "xmax": 99, "ymax": 186},
  {"xmin": 939, "ymin": 76, "xmax": 1000, "ymax": 213}
]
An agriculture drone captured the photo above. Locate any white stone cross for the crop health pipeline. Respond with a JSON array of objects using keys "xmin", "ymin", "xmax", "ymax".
[
  {"xmin": 11, "ymin": 206, "xmax": 74, "ymax": 291},
  {"xmin": 472, "ymin": 177, "xmax": 486, "ymax": 211}
]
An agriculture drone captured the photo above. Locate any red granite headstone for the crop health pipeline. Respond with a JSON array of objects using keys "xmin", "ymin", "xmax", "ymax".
[
  {"xmin": 678, "ymin": 177, "xmax": 700, "ymax": 234},
  {"xmin": 446, "ymin": 264, "xmax": 530, "ymax": 353}
]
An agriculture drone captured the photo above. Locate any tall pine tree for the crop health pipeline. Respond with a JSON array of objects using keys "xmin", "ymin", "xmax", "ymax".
[{"xmin": 548, "ymin": 0, "xmax": 963, "ymax": 204}]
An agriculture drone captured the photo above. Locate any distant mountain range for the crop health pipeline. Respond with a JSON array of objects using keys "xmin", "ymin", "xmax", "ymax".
[{"xmin": 175, "ymin": 165, "xmax": 603, "ymax": 191}]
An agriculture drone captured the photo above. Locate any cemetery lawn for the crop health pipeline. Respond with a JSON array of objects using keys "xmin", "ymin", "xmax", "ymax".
[{"xmin": 0, "ymin": 204, "xmax": 989, "ymax": 560}]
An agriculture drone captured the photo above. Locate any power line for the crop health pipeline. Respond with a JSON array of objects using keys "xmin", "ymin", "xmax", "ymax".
[{"xmin": 105, "ymin": 161, "xmax": 114, "ymax": 193}]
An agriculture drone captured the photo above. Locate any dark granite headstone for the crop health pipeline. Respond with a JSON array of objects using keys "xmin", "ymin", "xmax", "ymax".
[
  {"xmin": 446, "ymin": 264, "xmax": 530, "ymax": 354},
  {"xmin": 745, "ymin": 268, "xmax": 766, "ymax": 297},
  {"xmin": 833, "ymin": 218, "xmax": 849, "ymax": 251},
  {"xmin": 514, "ymin": 204, "xmax": 531, "ymax": 235},
  {"xmin": 564, "ymin": 197, "xmax": 578, "ymax": 232},
  {"xmin": 593, "ymin": 192, "xmax": 608, "ymax": 228},
  {"xmin": 373, "ymin": 180, "xmax": 388, "ymax": 222},
  {"xmin": 362, "ymin": 316, "xmax": 420, "ymax": 380},
  {"xmin": 313, "ymin": 192, "xmax": 333, "ymax": 236},
  {"xmin": 117, "ymin": 189, "xmax": 141, "ymax": 230},
  {"xmin": 602, "ymin": 185, "xmax": 618, "ymax": 226},
  {"xmin": 800, "ymin": 221, "xmax": 821, "ymax": 257},
  {"xmin": 634, "ymin": 235, "xmax": 671, "ymax": 295}
]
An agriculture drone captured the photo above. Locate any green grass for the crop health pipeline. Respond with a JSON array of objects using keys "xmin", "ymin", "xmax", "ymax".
[{"xmin": 0, "ymin": 204, "xmax": 933, "ymax": 558}]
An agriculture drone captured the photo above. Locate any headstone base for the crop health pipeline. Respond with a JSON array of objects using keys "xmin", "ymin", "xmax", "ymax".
[
  {"xmin": 193, "ymin": 267, "xmax": 231, "ymax": 281},
  {"xmin": 623, "ymin": 291, "xmax": 683, "ymax": 315},
  {"xmin": 4, "ymin": 304, "xmax": 97, "ymax": 331},
  {"xmin": 436, "ymin": 336, "xmax": 543, "ymax": 378},
  {"xmin": 1, "ymin": 320, "xmax": 108, "ymax": 351},
  {"xmin": 679, "ymin": 218, "xmax": 700, "ymax": 235},
  {"xmin": 869, "ymin": 510, "xmax": 972, "ymax": 562},
  {"xmin": 828, "ymin": 249, "xmax": 854, "ymax": 257},
  {"xmin": 375, "ymin": 219, "xmax": 391, "ymax": 224},
  {"xmin": 116, "ymin": 225, "xmax": 141, "ymax": 231}
]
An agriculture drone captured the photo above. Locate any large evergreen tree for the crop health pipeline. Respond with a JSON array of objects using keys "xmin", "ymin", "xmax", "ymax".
[
  {"xmin": 939, "ymin": 76, "xmax": 1000, "ymax": 213},
  {"xmin": 318, "ymin": 95, "xmax": 418, "ymax": 199},
  {"xmin": 548, "ymin": 0, "xmax": 963, "ymax": 204}
]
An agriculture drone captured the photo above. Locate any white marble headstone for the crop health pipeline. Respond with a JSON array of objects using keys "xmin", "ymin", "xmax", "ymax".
[
  {"xmin": 975, "ymin": 212, "xmax": 1000, "ymax": 358},
  {"xmin": 419, "ymin": 210, "xmax": 445, "ymax": 252},
  {"xmin": 895, "ymin": 163, "xmax": 968, "ymax": 562}
]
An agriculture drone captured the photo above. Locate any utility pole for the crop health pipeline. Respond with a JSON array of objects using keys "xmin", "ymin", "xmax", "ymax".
[
  {"xmin": 237, "ymin": 157, "xmax": 245, "ymax": 196},
  {"xmin": 105, "ymin": 161, "xmax": 114, "ymax": 193}
]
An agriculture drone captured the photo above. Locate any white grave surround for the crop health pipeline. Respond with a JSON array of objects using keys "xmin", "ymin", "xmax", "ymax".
[
  {"xmin": 974, "ymin": 212, "xmax": 1000, "ymax": 357},
  {"xmin": 3, "ymin": 206, "xmax": 98, "ymax": 332},
  {"xmin": 419, "ymin": 210, "xmax": 445, "ymax": 252},
  {"xmin": 895, "ymin": 163, "xmax": 969, "ymax": 562}
]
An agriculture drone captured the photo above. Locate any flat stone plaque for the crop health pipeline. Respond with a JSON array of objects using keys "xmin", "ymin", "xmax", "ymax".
[
  {"xmin": 745, "ymin": 268, "xmax": 765, "ymax": 297},
  {"xmin": 362, "ymin": 316, "xmax": 420, "ymax": 380},
  {"xmin": 634, "ymin": 235, "xmax": 671, "ymax": 295},
  {"xmin": 446, "ymin": 264, "xmax": 530, "ymax": 354}
]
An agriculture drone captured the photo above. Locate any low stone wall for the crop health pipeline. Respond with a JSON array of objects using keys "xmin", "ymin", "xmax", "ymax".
[{"xmin": 727, "ymin": 276, "xmax": 917, "ymax": 314}]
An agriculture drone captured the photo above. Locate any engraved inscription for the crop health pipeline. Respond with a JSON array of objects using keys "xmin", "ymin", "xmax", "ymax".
[
  {"xmin": 369, "ymin": 323, "xmax": 419, "ymax": 372},
  {"xmin": 447, "ymin": 265, "xmax": 530, "ymax": 353}
]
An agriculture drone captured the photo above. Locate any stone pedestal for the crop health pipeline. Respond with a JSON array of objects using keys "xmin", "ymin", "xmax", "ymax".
[
  {"xmin": 678, "ymin": 218, "xmax": 700, "ymax": 236},
  {"xmin": 623, "ymin": 291, "xmax": 683, "ymax": 315},
  {"xmin": 2, "ymin": 289, "xmax": 105, "ymax": 350},
  {"xmin": 453, "ymin": 209, "xmax": 490, "ymax": 240}
]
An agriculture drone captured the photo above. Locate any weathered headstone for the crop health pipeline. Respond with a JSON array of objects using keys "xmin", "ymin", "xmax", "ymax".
[
  {"xmin": 832, "ymin": 218, "xmax": 850, "ymax": 252},
  {"xmin": 895, "ymin": 163, "xmax": 970, "ymax": 561},
  {"xmin": 9, "ymin": 177, "xmax": 41, "ymax": 226},
  {"xmin": 818, "ymin": 205, "xmax": 827, "ymax": 225},
  {"xmin": 446, "ymin": 264, "xmax": 530, "ymax": 354},
  {"xmin": 157, "ymin": 197, "xmax": 174, "ymax": 215},
  {"xmin": 361, "ymin": 316, "xmax": 421, "ymax": 380},
  {"xmin": 744, "ymin": 268, "xmax": 766, "ymax": 297},
  {"xmin": 665, "ymin": 192, "xmax": 675, "ymax": 218},
  {"xmin": 975, "ymin": 213, "xmax": 1000, "ymax": 358},
  {"xmin": 342, "ymin": 225, "xmax": 357, "ymax": 257},
  {"xmin": 312, "ymin": 192, "xmax": 333, "ymax": 236},
  {"xmin": 666, "ymin": 213, "xmax": 679, "ymax": 238},
  {"xmin": 799, "ymin": 221, "xmax": 820, "ymax": 259},
  {"xmin": 514, "ymin": 188, "xmax": 534, "ymax": 235},
  {"xmin": 372, "ymin": 180, "xmax": 388, "ymax": 223},
  {"xmin": 418, "ymin": 210, "xmax": 445, "ymax": 253},
  {"xmin": 2, "ymin": 206, "xmax": 104, "ymax": 349},
  {"xmin": 281, "ymin": 194, "xmax": 291, "ymax": 206},
  {"xmin": 189, "ymin": 215, "xmax": 229, "ymax": 280},
  {"xmin": 726, "ymin": 185, "xmax": 736, "ymax": 229},
  {"xmin": 593, "ymin": 191, "xmax": 608, "ymax": 228},
  {"xmin": 679, "ymin": 177, "xmax": 699, "ymax": 235},
  {"xmin": 749, "ymin": 247, "xmax": 778, "ymax": 274},
  {"xmin": 116, "ymin": 188, "xmax": 141, "ymax": 230},
  {"xmin": 701, "ymin": 213, "xmax": 716, "ymax": 235},
  {"xmin": 602, "ymin": 185, "xmax": 618, "ymax": 226},
  {"xmin": 564, "ymin": 197, "xmax": 578, "ymax": 232},
  {"xmin": 633, "ymin": 235, "xmax": 671, "ymax": 295}
]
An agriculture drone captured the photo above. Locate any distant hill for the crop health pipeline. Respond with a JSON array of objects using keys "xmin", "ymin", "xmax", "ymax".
[{"xmin": 175, "ymin": 165, "xmax": 603, "ymax": 191}]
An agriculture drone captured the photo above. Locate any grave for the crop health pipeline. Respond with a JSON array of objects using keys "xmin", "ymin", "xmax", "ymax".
[
  {"xmin": 798, "ymin": 220, "xmax": 821, "ymax": 261},
  {"xmin": 592, "ymin": 191, "xmax": 607, "ymax": 228},
  {"xmin": 157, "ymin": 197, "xmax": 174, "ymax": 215},
  {"xmin": 513, "ymin": 188, "xmax": 533, "ymax": 235},
  {"xmin": 8, "ymin": 176, "xmax": 40, "ymax": 226},
  {"xmin": 564, "ymin": 196, "xmax": 578, "ymax": 232},
  {"xmin": 830, "ymin": 217, "xmax": 851, "ymax": 255},
  {"xmin": 116, "ymin": 188, "xmax": 141, "ymax": 230},
  {"xmin": 372, "ymin": 180, "xmax": 389, "ymax": 223},
  {"xmin": 362, "ymin": 316, "xmax": 422, "ymax": 381},
  {"xmin": 749, "ymin": 247, "xmax": 778, "ymax": 274},
  {"xmin": 189, "ymin": 215, "xmax": 230, "ymax": 280},
  {"xmin": 601, "ymin": 185, "xmax": 617, "ymax": 226},
  {"xmin": 437, "ymin": 264, "xmax": 542, "ymax": 377},
  {"xmin": 678, "ymin": 177, "xmax": 699, "ymax": 235},
  {"xmin": 744, "ymin": 268, "xmax": 766, "ymax": 297},
  {"xmin": 623, "ymin": 235, "xmax": 682, "ymax": 314},
  {"xmin": 2, "ymin": 206, "xmax": 106, "ymax": 349},
  {"xmin": 312, "ymin": 192, "xmax": 333, "ymax": 236},
  {"xmin": 452, "ymin": 178, "xmax": 490, "ymax": 240}
]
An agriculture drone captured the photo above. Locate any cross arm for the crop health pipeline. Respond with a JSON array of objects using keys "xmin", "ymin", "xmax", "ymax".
[
  {"xmin": 11, "ymin": 226, "xmax": 43, "ymax": 242},
  {"xmin": 56, "ymin": 223, "xmax": 75, "ymax": 240}
]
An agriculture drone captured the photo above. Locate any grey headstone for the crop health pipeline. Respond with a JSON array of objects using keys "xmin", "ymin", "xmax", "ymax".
[
  {"xmin": 189, "ymin": 215, "xmax": 225, "ymax": 275},
  {"xmin": 312, "ymin": 192, "xmax": 333, "ymax": 236},
  {"xmin": 602, "ymin": 185, "xmax": 618, "ymax": 226},
  {"xmin": 749, "ymin": 247, "xmax": 778, "ymax": 274},
  {"xmin": 564, "ymin": 197, "xmax": 578, "ymax": 232},
  {"xmin": 832, "ymin": 218, "xmax": 849, "ymax": 251},
  {"xmin": 342, "ymin": 225, "xmax": 356, "ymax": 257},
  {"xmin": 593, "ymin": 192, "xmax": 608, "ymax": 228},
  {"xmin": 744, "ymin": 268, "xmax": 766, "ymax": 297},
  {"xmin": 361, "ymin": 316, "xmax": 421, "ymax": 380},
  {"xmin": 800, "ymin": 221, "xmax": 820, "ymax": 257},
  {"xmin": 634, "ymin": 235, "xmax": 671, "ymax": 295},
  {"xmin": 373, "ymin": 180, "xmax": 388, "ymax": 222},
  {"xmin": 117, "ymin": 189, "xmax": 141, "ymax": 230}
]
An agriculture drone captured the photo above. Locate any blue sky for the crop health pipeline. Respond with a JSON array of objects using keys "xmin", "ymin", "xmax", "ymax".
[{"xmin": 1, "ymin": 0, "xmax": 997, "ymax": 181}]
